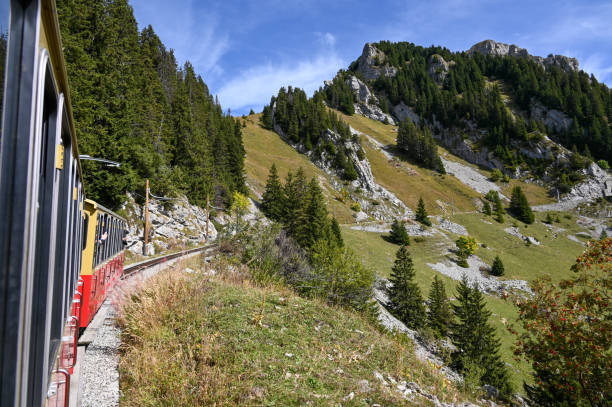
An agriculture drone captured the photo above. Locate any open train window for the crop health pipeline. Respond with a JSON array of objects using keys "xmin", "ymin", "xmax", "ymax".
[{"xmin": 83, "ymin": 213, "xmax": 89, "ymax": 250}]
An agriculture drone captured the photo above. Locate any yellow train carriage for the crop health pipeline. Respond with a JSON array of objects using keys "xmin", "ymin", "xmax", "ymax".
[{"xmin": 79, "ymin": 200, "xmax": 127, "ymax": 329}]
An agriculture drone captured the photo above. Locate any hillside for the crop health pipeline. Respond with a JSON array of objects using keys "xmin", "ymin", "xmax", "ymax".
[
  {"xmin": 118, "ymin": 260, "xmax": 483, "ymax": 406},
  {"xmin": 319, "ymin": 41, "xmax": 611, "ymax": 205},
  {"xmin": 244, "ymin": 94, "xmax": 611, "ymax": 395},
  {"xmin": 242, "ymin": 114, "xmax": 355, "ymax": 223}
]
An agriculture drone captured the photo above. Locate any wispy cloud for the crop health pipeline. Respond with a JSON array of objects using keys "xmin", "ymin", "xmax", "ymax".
[
  {"xmin": 316, "ymin": 32, "xmax": 337, "ymax": 47},
  {"xmin": 582, "ymin": 53, "xmax": 612, "ymax": 84},
  {"xmin": 130, "ymin": 0, "xmax": 230, "ymax": 78},
  {"xmin": 217, "ymin": 50, "xmax": 344, "ymax": 114}
]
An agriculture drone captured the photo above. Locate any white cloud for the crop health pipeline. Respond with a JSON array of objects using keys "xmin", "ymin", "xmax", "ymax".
[
  {"xmin": 316, "ymin": 32, "xmax": 336, "ymax": 47},
  {"xmin": 130, "ymin": 0, "xmax": 229, "ymax": 78},
  {"xmin": 217, "ymin": 51, "xmax": 344, "ymax": 114},
  {"xmin": 581, "ymin": 53, "xmax": 612, "ymax": 84}
]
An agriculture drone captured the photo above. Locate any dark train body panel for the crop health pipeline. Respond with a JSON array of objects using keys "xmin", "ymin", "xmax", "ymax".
[{"xmin": 0, "ymin": 2, "xmax": 128, "ymax": 406}]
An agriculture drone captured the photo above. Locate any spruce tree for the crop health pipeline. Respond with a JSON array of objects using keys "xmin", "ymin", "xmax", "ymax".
[
  {"xmin": 451, "ymin": 276, "xmax": 513, "ymax": 398},
  {"xmin": 509, "ymin": 186, "xmax": 534, "ymax": 224},
  {"xmin": 490, "ymin": 256, "xmax": 504, "ymax": 276},
  {"xmin": 389, "ymin": 219, "xmax": 410, "ymax": 245},
  {"xmin": 330, "ymin": 217, "xmax": 344, "ymax": 247},
  {"xmin": 483, "ymin": 201, "xmax": 492, "ymax": 216},
  {"xmin": 387, "ymin": 246, "xmax": 425, "ymax": 329},
  {"xmin": 415, "ymin": 197, "xmax": 431, "ymax": 226},
  {"xmin": 427, "ymin": 275, "xmax": 452, "ymax": 337},
  {"xmin": 283, "ymin": 168, "xmax": 308, "ymax": 236},
  {"xmin": 493, "ymin": 195, "xmax": 505, "ymax": 223},
  {"xmin": 296, "ymin": 178, "xmax": 328, "ymax": 249},
  {"xmin": 261, "ymin": 164, "xmax": 284, "ymax": 221}
]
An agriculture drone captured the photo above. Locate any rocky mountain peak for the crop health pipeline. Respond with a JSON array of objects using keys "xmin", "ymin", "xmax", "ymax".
[
  {"xmin": 467, "ymin": 39, "xmax": 579, "ymax": 73},
  {"xmin": 357, "ymin": 43, "xmax": 398, "ymax": 80}
]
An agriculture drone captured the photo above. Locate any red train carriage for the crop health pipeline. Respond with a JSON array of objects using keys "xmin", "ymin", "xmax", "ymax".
[{"xmin": 79, "ymin": 200, "xmax": 127, "ymax": 329}]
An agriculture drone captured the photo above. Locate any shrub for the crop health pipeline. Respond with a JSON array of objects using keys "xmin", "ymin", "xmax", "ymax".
[
  {"xmin": 389, "ymin": 219, "xmax": 410, "ymax": 245},
  {"xmin": 510, "ymin": 239, "xmax": 612, "ymax": 406},
  {"xmin": 490, "ymin": 168, "xmax": 502, "ymax": 182},
  {"xmin": 596, "ymin": 159, "xmax": 609, "ymax": 170},
  {"xmin": 490, "ymin": 256, "xmax": 504, "ymax": 276},
  {"xmin": 351, "ymin": 202, "xmax": 362, "ymax": 212}
]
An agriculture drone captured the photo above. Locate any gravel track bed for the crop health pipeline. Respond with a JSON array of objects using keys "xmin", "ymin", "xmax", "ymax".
[{"xmin": 80, "ymin": 304, "xmax": 120, "ymax": 407}]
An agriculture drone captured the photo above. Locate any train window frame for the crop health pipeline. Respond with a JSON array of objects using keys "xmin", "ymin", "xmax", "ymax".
[{"xmin": 29, "ymin": 49, "xmax": 63, "ymax": 406}]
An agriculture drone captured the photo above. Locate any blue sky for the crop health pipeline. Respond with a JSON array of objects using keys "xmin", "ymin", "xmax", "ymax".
[{"xmin": 129, "ymin": 0, "xmax": 612, "ymax": 116}]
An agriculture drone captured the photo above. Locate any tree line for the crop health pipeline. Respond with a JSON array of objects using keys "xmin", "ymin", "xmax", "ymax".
[
  {"xmin": 57, "ymin": 0, "xmax": 247, "ymax": 209},
  {"xmin": 261, "ymin": 86, "xmax": 363, "ymax": 181},
  {"xmin": 342, "ymin": 41, "xmax": 610, "ymax": 191}
]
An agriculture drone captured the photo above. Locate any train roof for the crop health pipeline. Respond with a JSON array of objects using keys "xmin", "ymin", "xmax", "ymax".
[{"xmin": 84, "ymin": 199, "xmax": 127, "ymax": 223}]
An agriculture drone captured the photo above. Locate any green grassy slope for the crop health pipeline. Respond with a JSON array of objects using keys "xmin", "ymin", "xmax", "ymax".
[
  {"xmin": 119, "ymin": 261, "xmax": 479, "ymax": 406},
  {"xmin": 342, "ymin": 210, "xmax": 589, "ymax": 390}
]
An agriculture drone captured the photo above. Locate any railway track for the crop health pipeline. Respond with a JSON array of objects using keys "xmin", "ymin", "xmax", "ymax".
[{"xmin": 122, "ymin": 244, "xmax": 218, "ymax": 278}]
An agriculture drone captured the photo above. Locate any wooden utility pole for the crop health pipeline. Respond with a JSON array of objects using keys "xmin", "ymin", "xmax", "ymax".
[
  {"xmin": 205, "ymin": 194, "xmax": 210, "ymax": 243},
  {"xmin": 143, "ymin": 179, "xmax": 150, "ymax": 255}
]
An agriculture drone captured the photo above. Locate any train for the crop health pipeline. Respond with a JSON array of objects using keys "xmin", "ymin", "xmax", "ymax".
[{"xmin": 0, "ymin": 1, "xmax": 128, "ymax": 406}]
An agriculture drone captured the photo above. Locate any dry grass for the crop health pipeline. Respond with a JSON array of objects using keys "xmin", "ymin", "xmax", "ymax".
[
  {"xmin": 242, "ymin": 114, "xmax": 354, "ymax": 223},
  {"xmin": 117, "ymin": 258, "xmax": 481, "ymax": 406}
]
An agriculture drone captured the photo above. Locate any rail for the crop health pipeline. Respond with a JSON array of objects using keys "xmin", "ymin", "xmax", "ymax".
[{"xmin": 122, "ymin": 244, "xmax": 216, "ymax": 278}]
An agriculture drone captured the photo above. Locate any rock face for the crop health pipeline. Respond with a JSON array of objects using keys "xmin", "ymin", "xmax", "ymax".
[
  {"xmin": 467, "ymin": 39, "xmax": 579, "ymax": 73},
  {"xmin": 124, "ymin": 193, "xmax": 217, "ymax": 255},
  {"xmin": 271, "ymin": 104, "xmax": 411, "ymax": 221},
  {"xmin": 357, "ymin": 43, "xmax": 398, "ymax": 80},
  {"xmin": 427, "ymin": 54, "xmax": 453, "ymax": 84},
  {"xmin": 530, "ymin": 101, "xmax": 572, "ymax": 132},
  {"xmin": 346, "ymin": 75, "xmax": 395, "ymax": 124},
  {"xmin": 392, "ymin": 102, "xmax": 420, "ymax": 125}
]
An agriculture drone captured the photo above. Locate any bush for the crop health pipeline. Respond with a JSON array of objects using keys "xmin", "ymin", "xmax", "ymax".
[
  {"xmin": 351, "ymin": 202, "xmax": 362, "ymax": 212},
  {"xmin": 490, "ymin": 168, "xmax": 502, "ymax": 182},
  {"xmin": 388, "ymin": 219, "xmax": 410, "ymax": 245},
  {"xmin": 596, "ymin": 159, "xmax": 609, "ymax": 170},
  {"xmin": 490, "ymin": 256, "xmax": 504, "ymax": 276},
  {"xmin": 510, "ymin": 239, "xmax": 612, "ymax": 406}
]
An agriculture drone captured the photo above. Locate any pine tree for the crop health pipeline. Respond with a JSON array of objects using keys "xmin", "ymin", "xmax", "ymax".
[
  {"xmin": 451, "ymin": 277, "xmax": 513, "ymax": 398},
  {"xmin": 490, "ymin": 256, "xmax": 504, "ymax": 276},
  {"xmin": 387, "ymin": 246, "xmax": 425, "ymax": 329},
  {"xmin": 296, "ymin": 177, "xmax": 328, "ymax": 249},
  {"xmin": 261, "ymin": 164, "xmax": 284, "ymax": 221},
  {"xmin": 427, "ymin": 275, "xmax": 452, "ymax": 337},
  {"xmin": 330, "ymin": 217, "xmax": 344, "ymax": 247},
  {"xmin": 389, "ymin": 219, "xmax": 410, "ymax": 245},
  {"xmin": 283, "ymin": 168, "xmax": 308, "ymax": 236},
  {"xmin": 509, "ymin": 186, "xmax": 534, "ymax": 224},
  {"xmin": 600, "ymin": 228, "xmax": 608, "ymax": 240},
  {"xmin": 415, "ymin": 197, "xmax": 431, "ymax": 226},
  {"xmin": 483, "ymin": 201, "xmax": 492, "ymax": 216},
  {"xmin": 544, "ymin": 212, "xmax": 553, "ymax": 224},
  {"xmin": 493, "ymin": 195, "xmax": 505, "ymax": 223}
]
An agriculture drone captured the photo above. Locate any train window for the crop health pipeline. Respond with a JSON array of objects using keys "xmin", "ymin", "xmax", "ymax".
[
  {"xmin": 94, "ymin": 213, "xmax": 101, "ymax": 267},
  {"xmin": 83, "ymin": 213, "xmax": 89, "ymax": 250}
]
